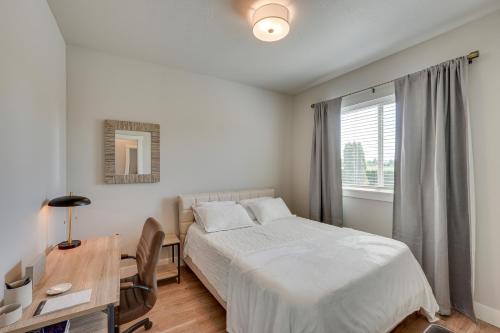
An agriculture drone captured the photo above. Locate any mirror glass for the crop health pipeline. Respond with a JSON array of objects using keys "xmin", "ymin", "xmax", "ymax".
[{"xmin": 114, "ymin": 130, "xmax": 151, "ymax": 175}]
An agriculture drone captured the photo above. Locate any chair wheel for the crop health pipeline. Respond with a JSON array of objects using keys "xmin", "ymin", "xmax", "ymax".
[{"xmin": 144, "ymin": 320, "xmax": 153, "ymax": 330}]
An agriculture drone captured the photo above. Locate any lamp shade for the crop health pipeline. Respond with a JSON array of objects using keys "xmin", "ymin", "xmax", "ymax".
[
  {"xmin": 252, "ymin": 3, "xmax": 290, "ymax": 42},
  {"xmin": 48, "ymin": 195, "xmax": 91, "ymax": 207}
]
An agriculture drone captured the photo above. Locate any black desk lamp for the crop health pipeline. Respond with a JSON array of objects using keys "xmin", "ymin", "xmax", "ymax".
[{"xmin": 48, "ymin": 193, "xmax": 91, "ymax": 250}]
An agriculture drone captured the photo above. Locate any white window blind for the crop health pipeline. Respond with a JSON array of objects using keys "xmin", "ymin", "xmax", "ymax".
[{"xmin": 341, "ymin": 96, "xmax": 396, "ymax": 191}]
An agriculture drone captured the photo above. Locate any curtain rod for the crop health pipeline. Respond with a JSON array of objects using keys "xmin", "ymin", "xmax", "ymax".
[{"xmin": 310, "ymin": 50, "xmax": 479, "ymax": 109}]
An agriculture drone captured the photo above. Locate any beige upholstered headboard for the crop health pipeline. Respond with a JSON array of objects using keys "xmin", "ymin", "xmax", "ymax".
[{"xmin": 177, "ymin": 188, "xmax": 275, "ymax": 245}]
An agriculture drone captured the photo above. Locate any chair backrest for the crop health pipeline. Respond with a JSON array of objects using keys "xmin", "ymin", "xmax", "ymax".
[{"xmin": 135, "ymin": 218, "xmax": 165, "ymax": 293}]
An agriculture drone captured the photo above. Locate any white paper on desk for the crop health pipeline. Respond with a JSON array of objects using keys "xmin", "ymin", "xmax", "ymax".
[{"xmin": 40, "ymin": 289, "xmax": 92, "ymax": 315}]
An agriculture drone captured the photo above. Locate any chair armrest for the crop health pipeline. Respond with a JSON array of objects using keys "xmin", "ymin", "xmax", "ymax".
[
  {"xmin": 120, "ymin": 282, "xmax": 134, "ymax": 289},
  {"xmin": 120, "ymin": 282, "xmax": 152, "ymax": 293},
  {"xmin": 121, "ymin": 254, "xmax": 136, "ymax": 260}
]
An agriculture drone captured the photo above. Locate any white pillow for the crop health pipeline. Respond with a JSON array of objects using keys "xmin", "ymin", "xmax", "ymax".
[
  {"xmin": 239, "ymin": 197, "xmax": 272, "ymax": 220},
  {"xmin": 193, "ymin": 204, "xmax": 255, "ymax": 233},
  {"xmin": 192, "ymin": 201, "xmax": 236, "ymax": 223},
  {"xmin": 247, "ymin": 197, "xmax": 293, "ymax": 224}
]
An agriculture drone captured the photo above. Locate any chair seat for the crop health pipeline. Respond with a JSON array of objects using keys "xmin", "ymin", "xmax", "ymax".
[{"xmin": 117, "ymin": 275, "xmax": 151, "ymax": 324}]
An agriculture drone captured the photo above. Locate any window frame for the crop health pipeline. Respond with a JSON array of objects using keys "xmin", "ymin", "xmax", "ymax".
[{"xmin": 340, "ymin": 94, "xmax": 395, "ymax": 201}]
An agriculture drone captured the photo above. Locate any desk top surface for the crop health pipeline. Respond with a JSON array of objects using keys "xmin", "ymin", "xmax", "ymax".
[{"xmin": 1, "ymin": 235, "xmax": 121, "ymax": 333}]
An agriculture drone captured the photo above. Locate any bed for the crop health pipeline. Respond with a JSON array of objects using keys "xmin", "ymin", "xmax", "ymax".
[{"xmin": 178, "ymin": 188, "xmax": 438, "ymax": 333}]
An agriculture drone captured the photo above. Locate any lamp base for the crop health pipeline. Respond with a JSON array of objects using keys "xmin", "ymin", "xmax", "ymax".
[{"xmin": 58, "ymin": 240, "xmax": 81, "ymax": 250}]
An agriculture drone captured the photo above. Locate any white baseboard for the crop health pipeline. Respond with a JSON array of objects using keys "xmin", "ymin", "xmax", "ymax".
[{"xmin": 475, "ymin": 301, "xmax": 500, "ymax": 328}]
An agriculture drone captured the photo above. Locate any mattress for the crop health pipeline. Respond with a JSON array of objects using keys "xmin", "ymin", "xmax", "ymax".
[
  {"xmin": 183, "ymin": 216, "xmax": 438, "ymax": 333},
  {"xmin": 183, "ymin": 216, "xmax": 326, "ymax": 301}
]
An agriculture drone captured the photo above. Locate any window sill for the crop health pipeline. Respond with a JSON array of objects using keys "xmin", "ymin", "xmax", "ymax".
[{"xmin": 342, "ymin": 187, "xmax": 393, "ymax": 203}]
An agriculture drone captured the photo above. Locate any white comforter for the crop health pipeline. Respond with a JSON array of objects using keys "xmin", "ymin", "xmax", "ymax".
[{"xmin": 185, "ymin": 217, "xmax": 438, "ymax": 333}]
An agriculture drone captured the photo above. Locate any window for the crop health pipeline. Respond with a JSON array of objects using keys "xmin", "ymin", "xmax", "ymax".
[{"xmin": 341, "ymin": 95, "xmax": 395, "ymax": 192}]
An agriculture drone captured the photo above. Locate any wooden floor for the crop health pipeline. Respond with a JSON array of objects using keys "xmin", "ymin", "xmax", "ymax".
[{"xmin": 123, "ymin": 267, "xmax": 500, "ymax": 333}]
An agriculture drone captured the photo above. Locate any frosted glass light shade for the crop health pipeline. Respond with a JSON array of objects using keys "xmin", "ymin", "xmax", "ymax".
[{"xmin": 252, "ymin": 3, "xmax": 290, "ymax": 42}]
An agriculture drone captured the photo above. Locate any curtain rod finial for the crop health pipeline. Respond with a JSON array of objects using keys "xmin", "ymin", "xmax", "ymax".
[{"xmin": 467, "ymin": 50, "xmax": 479, "ymax": 64}]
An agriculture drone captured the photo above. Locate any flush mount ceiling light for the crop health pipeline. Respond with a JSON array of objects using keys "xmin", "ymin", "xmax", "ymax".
[{"xmin": 252, "ymin": 3, "xmax": 290, "ymax": 42}]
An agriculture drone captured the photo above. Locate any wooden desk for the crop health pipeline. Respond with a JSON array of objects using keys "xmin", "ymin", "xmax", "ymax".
[{"xmin": 0, "ymin": 236, "xmax": 120, "ymax": 333}]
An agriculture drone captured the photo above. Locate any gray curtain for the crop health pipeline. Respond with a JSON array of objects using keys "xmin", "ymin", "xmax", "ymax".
[
  {"xmin": 393, "ymin": 57, "xmax": 474, "ymax": 318},
  {"xmin": 309, "ymin": 98, "xmax": 343, "ymax": 226}
]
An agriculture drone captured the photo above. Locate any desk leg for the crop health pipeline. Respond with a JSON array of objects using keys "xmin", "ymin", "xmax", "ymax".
[
  {"xmin": 107, "ymin": 303, "xmax": 115, "ymax": 333},
  {"xmin": 177, "ymin": 243, "xmax": 181, "ymax": 284}
]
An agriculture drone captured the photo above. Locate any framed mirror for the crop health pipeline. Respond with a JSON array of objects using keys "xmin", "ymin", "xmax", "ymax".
[{"xmin": 104, "ymin": 120, "xmax": 160, "ymax": 184}]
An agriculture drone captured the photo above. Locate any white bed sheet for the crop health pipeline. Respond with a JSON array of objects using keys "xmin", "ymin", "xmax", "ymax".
[
  {"xmin": 183, "ymin": 217, "xmax": 322, "ymax": 301},
  {"xmin": 183, "ymin": 217, "xmax": 438, "ymax": 333}
]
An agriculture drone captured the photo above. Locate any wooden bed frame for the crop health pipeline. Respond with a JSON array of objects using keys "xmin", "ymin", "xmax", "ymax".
[{"xmin": 177, "ymin": 188, "xmax": 275, "ymax": 310}]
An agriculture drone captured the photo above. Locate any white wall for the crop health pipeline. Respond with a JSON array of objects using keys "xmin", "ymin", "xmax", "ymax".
[
  {"xmin": 0, "ymin": 1, "xmax": 66, "ymax": 299},
  {"xmin": 290, "ymin": 9, "xmax": 500, "ymax": 325},
  {"xmin": 66, "ymin": 45, "xmax": 292, "ymax": 255}
]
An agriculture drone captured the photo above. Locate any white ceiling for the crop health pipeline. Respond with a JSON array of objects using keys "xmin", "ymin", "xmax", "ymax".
[{"xmin": 48, "ymin": 0, "xmax": 500, "ymax": 94}]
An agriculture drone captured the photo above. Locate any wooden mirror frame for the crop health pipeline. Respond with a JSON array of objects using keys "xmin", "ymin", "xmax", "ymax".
[{"xmin": 104, "ymin": 120, "xmax": 160, "ymax": 184}]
